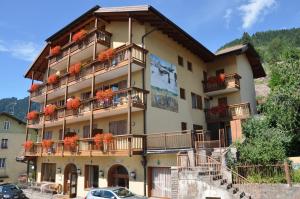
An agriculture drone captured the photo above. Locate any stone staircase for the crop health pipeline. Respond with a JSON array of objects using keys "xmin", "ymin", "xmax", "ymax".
[{"xmin": 177, "ymin": 149, "xmax": 254, "ymax": 199}]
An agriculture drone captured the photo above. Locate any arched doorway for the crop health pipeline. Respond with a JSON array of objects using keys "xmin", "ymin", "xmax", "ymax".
[
  {"xmin": 108, "ymin": 164, "xmax": 129, "ymax": 188},
  {"xmin": 64, "ymin": 163, "xmax": 77, "ymax": 198}
]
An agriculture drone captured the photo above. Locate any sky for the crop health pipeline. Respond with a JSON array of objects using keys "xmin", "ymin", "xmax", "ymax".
[{"xmin": 0, "ymin": 0, "xmax": 299, "ymax": 99}]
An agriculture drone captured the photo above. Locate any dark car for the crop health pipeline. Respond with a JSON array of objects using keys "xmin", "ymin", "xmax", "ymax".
[{"xmin": 0, "ymin": 183, "xmax": 27, "ymax": 199}]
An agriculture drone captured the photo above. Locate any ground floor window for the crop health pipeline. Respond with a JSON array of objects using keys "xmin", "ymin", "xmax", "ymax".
[
  {"xmin": 84, "ymin": 165, "xmax": 99, "ymax": 188},
  {"xmin": 41, "ymin": 163, "xmax": 56, "ymax": 182}
]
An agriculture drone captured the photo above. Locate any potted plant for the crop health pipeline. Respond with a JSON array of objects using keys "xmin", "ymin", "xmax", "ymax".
[
  {"xmin": 93, "ymin": 134, "xmax": 104, "ymax": 150},
  {"xmin": 98, "ymin": 48, "xmax": 115, "ymax": 62},
  {"xmin": 66, "ymin": 97, "xmax": 81, "ymax": 110},
  {"xmin": 72, "ymin": 29, "xmax": 87, "ymax": 42},
  {"xmin": 218, "ymin": 73, "xmax": 226, "ymax": 82},
  {"xmin": 23, "ymin": 140, "xmax": 33, "ymax": 151},
  {"xmin": 69, "ymin": 63, "xmax": 82, "ymax": 76},
  {"xmin": 64, "ymin": 135, "xmax": 79, "ymax": 152},
  {"xmin": 29, "ymin": 83, "xmax": 40, "ymax": 93},
  {"xmin": 50, "ymin": 46, "xmax": 61, "ymax": 56},
  {"xmin": 44, "ymin": 104, "xmax": 57, "ymax": 116},
  {"xmin": 27, "ymin": 111, "xmax": 38, "ymax": 120},
  {"xmin": 42, "ymin": 139, "xmax": 54, "ymax": 152},
  {"xmin": 103, "ymin": 133, "xmax": 113, "ymax": 152},
  {"xmin": 47, "ymin": 74, "xmax": 59, "ymax": 85}
]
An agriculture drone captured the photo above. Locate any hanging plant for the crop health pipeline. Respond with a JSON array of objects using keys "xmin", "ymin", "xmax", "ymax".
[
  {"xmin": 44, "ymin": 104, "xmax": 57, "ymax": 116},
  {"xmin": 103, "ymin": 133, "xmax": 113, "ymax": 144},
  {"xmin": 66, "ymin": 97, "xmax": 81, "ymax": 110},
  {"xmin": 96, "ymin": 90, "xmax": 106, "ymax": 101},
  {"xmin": 29, "ymin": 83, "xmax": 40, "ymax": 93},
  {"xmin": 23, "ymin": 140, "xmax": 33, "ymax": 150},
  {"xmin": 98, "ymin": 48, "xmax": 115, "ymax": 62},
  {"xmin": 64, "ymin": 135, "xmax": 79, "ymax": 148},
  {"xmin": 93, "ymin": 134, "xmax": 104, "ymax": 147},
  {"xmin": 104, "ymin": 89, "xmax": 114, "ymax": 100},
  {"xmin": 72, "ymin": 29, "xmax": 87, "ymax": 42},
  {"xmin": 47, "ymin": 74, "xmax": 59, "ymax": 84},
  {"xmin": 27, "ymin": 111, "xmax": 39, "ymax": 120},
  {"xmin": 69, "ymin": 63, "xmax": 82, "ymax": 76},
  {"xmin": 50, "ymin": 46, "xmax": 61, "ymax": 56},
  {"xmin": 218, "ymin": 73, "xmax": 226, "ymax": 82},
  {"xmin": 42, "ymin": 139, "xmax": 54, "ymax": 150}
]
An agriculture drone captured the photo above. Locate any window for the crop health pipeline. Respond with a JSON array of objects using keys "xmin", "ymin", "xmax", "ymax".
[
  {"xmin": 84, "ymin": 165, "xmax": 99, "ymax": 188},
  {"xmin": 56, "ymin": 99, "xmax": 65, "ymax": 107},
  {"xmin": 0, "ymin": 158, "xmax": 5, "ymax": 168},
  {"xmin": 180, "ymin": 88, "xmax": 186, "ymax": 100},
  {"xmin": 3, "ymin": 121, "xmax": 10, "ymax": 130},
  {"xmin": 187, "ymin": 61, "xmax": 192, "ymax": 71},
  {"xmin": 1, "ymin": 139, "xmax": 8, "ymax": 149},
  {"xmin": 43, "ymin": 131, "xmax": 52, "ymax": 140},
  {"xmin": 191, "ymin": 93, "xmax": 203, "ymax": 110},
  {"xmin": 59, "ymin": 129, "xmax": 63, "ymax": 140},
  {"xmin": 181, "ymin": 122, "xmax": 187, "ymax": 131},
  {"xmin": 193, "ymin": 124, "xmax": 203, "ymax": 132},
  {"xmin": 41, "ymin": 163, "xmax": 56, "ymax": 182},
  {"xmin": 81, "ymin": 91, "xmax": 91, "ymax": 100},
  {"xmin": 178, "ymin": 56, "xmax": 183, "ymax": 66},
  {"xmin": 102, "ymin": 191, "xmax": 114, "ymax": 198},
  {"xmin": 109, "ymin": 120, "xmax": 127, "ymax": 135},
  {"xmin": 216, "ymin": 69, "xmax": 225, "ymax": 76}
]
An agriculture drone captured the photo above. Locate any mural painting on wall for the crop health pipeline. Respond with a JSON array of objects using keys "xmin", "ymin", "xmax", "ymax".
[{"xmin": 150, "ymin": 54, "xmax": 178, "ymax": 112}]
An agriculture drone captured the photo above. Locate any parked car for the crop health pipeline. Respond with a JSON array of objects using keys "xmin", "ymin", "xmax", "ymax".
[
  {"xmin": 0, "ymin": 183, "xmax": 27, "ymax": 199},
  {"xmin": 86, "ymin": 187, "xmax": 147, "ymax": 199}
]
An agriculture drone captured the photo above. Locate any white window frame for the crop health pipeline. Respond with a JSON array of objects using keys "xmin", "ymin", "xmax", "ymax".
[
  {"xmin": 0, "ymin": 158, "xmax": 6, "ymax": 168},
  {"xmin": 3, "ymin": 121, "xmax": 10, "ymax": 130}
]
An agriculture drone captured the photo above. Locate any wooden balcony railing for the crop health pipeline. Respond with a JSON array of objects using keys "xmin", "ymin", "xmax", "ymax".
[
  {"xmin": 205, "ymin": 102, "xmax": 251, "ymax": 123},
  {"xmin": 49, "ymin": 28, "xmax": 112, "ymax": 65},
  {"xmin": 203, "ymin": 73, "xmax": 241, "ymax": 93},
  {"xmin": 24, "ymin": 134, "xmax": 145, "ymax": 157}
]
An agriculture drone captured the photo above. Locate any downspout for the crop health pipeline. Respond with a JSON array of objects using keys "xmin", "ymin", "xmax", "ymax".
[{"xmin": 141, "ymin": 27, "xmax": 157, "ymax": 197}]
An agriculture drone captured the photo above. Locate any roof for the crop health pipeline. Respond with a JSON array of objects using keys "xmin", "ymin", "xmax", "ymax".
[
  {"xmin": 216, "ymin": 43, "xmax": 266, "ymax": 78},
  {"xmin": 0, "ymin": 112, "xmax": 26, "ymax": 125}
]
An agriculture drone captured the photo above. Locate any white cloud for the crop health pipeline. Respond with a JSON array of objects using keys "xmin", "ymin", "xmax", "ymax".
[
  {"xmin": 239, "ymin": 0, "xmax": 276, "ymax": 29},
  {"xmin": 0, "ymin": 40, "xmax": 39, "ymax": 61},
  {"xmin": 224, "ymin": 8, "xmax": 233, "ymax": 28}
]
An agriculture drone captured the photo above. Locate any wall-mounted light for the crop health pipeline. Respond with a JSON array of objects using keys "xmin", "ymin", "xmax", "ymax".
[
  {"xmin": 77, "ymin": 168, "xmax": 81, "ymax": 175},
  {"xmin": 31, "ymin": 165, "xmax": 35, "ymax": 170},
  {"xmin": 57, "ymin": 168, "xmax": 61, "ymax": 174},
  {"xmin": 99, "ymin": 170, "xmax": 104, "ymax": 177},
  {"xmin": 130, "ymin": 171, "xmax": 136, "ymax": 180}
]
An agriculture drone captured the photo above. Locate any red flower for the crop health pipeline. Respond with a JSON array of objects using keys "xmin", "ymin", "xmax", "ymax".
[
  {"xmin": 27, "ymin": 111, "xmax": 38, "ymax": 120},
  {"xmin": 23, "ymin": 141, "xmax": 33, "ymax": 150},
  {"xmin": 93, "ymin": 134, "xmax": 104, "ymax": 147},
  {"xmin": 29, "ymin": 83, "xmax": 40, "ymax": 93},
  {"xmin": 42, "ymin": 139, "xmax": 53, "ymax": 150},
  {"xmin": 72, "ymin": 29, "xmax": 87, "ymax": 42},
  {"xmin": 64, "ymin": 135, "xmax": 79, "ymax": 147},
  {"xmin": 47, "ymin": 74, "xmax": 59, "ymax": 84},
  {"xmin": 69, "ymin": 63, "xmax": 81, "ymax": 75},
  {"xmin": 96, "ymin": 89, "xmax": 114, "ymax": 101},
  {"xmin": 50, "ymin": 46, "xmax": 61, "ymax": 56},
  {"xmin": 103, "ymin": 133, "xmax": 113, "ymax": 144},
  {"xmin": 98, "ymin": 48, "xmax": 115, "ymax": 62},
  {"xmin": 44, "ymin": 104, "xmax": 57, "ymax": 116},
  {"xmin": 66, "ymin": 97, "xmax": 81, "ymax": 110}
]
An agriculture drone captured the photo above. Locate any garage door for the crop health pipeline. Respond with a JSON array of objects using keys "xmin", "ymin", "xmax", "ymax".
[{"xmin": 150, "ymin": 167, "xmax": 171, "ymax": 198}]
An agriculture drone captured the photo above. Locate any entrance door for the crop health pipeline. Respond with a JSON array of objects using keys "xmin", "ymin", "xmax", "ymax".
[
  {"xmin": 150, "ymin": 167, "xmax": 171, "ymax": 198},
  {"xmin": 108, "ymin": 165, "xmax": 129, "ymax": 188},
  {"xmin": 64, "ymin": 164, "xmax": 77, "ymax": 198}
]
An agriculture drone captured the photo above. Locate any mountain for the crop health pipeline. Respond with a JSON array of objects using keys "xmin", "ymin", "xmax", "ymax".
[
  {"xmin": 0, "ymin": 97, "xmax": 39, "ymax": 121},
  {"xmin": 219, "ymin": 27, "xmax": 300, "ymax": 98}
]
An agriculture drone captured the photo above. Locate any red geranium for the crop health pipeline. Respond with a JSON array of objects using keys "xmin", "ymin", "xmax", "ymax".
[
  {"xmin": 69, "ymin": 63, "xmax": 81, "ymax": 76},
  {"xmin": 50, "ymin": 46, "xmax": 61, "ymax": 56},
  {"xmin": 27, "ymin": 111, "xmax": 38, "ymax": 120},
  {"xmin": 96, "ymin": 89, "xmax": 114, "ymax": 101},
  {"xmin": 29, "ymin": 83, "xmax": 40, "ymax": 93},
  {"xmin": 98, "ymin": 48, "xmax": 115, "ymax": 62},
  {"xmin": 42, "ymin": 139, "xmax": 53, "ymax": 150},
  {"xmin": 47, "ymin": 74, "xmax": 59, "ymax": 84},
  {"xmin": 44, "ymin": 104, "xmax": 57, "ymax": 116},
  {"xmin": 23, "ymin": 141, "xmax": 33, "ymax": 150},
  {"xmin": 66, "ymin": 97, "xmax": 81, "ymax": 110},
  {"xmin": 72, "ymin": 29, "xmax": 87, "ymax": 42},
  {"xmin": 103, "ymin": 133, "xmax": 113, "ymax": 144},
  {"xmin": 64, "ymin": 135, "xmax": 79, "ymax": 147},
  {"xmin": 93, "ymin": 134, "xmax": 104, "ymax": 147}
]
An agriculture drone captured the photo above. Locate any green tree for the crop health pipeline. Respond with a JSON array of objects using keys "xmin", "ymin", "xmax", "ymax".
[{"xmin": 242, "ymin": 32, "xmax": 252, "ymax": 44}]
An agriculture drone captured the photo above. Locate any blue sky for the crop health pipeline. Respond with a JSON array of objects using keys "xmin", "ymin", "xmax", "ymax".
[{"xmin": 0, "ymin": 0, "xmax": 299, "ymax": 99}]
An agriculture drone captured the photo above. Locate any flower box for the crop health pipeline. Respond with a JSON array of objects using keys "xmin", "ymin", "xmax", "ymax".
[
  {"xmin": 72, "ymin": 29, "xmax": 88, "ymax": 42},
  {"xmin": 27, "ymin": 111, "xmax": 39, "ymax": 120},
  {"xmin": 47, "ymin": 74, "xmax": 59, "ymax": 85},
  {"xmin": 69, "ymin": 63, "xmax": 82, "ymax": 76},
  {"xmin": 50, "ymin": 46, "xmax": 61, "ymax": 56},
  {"xmin": 66, "ymin": 97, "xmax": 81, "ymax": 110},
  {"xmin": 44, "ymin": 104, "xmax": 57, "ymax": 116}
]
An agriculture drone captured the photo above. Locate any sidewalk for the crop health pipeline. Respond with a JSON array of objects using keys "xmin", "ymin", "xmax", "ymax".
[{"xmin": 23, "ymin": 189, "xmax": 85, "ymax": 199}]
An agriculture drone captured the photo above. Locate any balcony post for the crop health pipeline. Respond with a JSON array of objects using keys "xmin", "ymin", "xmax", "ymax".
[
  {"xmin": 127, "ymin": 17, "xmax": 132, "ymax": 135},
  {"xmin": 25, "ymin": 71, "xmax": 35, "ymax": 142}
]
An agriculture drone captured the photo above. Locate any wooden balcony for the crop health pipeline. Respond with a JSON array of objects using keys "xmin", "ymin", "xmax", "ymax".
[
  {"xmin": 24, "ymin": 134, "xmax": 145, "ymax": 157},
  {"xmin": 48, "ymin": 28, "xmax": 112, "ymax": 67},
  {"xmin": 30, "ymin": 44, "xmax": 147, "ymax": 103},
  {"xmin": 205, "ymin": 102, "xmax": 251, "ymax": 123},
  {"xmin": 28, "ymin": 87, "xmax": 148, "ymax": 129},
  {"xmin": 203, "ymin": 73, "xmax": 241, "ymax": 96}
]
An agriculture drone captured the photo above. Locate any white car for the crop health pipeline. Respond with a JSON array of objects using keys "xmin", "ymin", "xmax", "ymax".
[{"xmin": 85, "ymin": 187, "xmax": 147, "ymax": 199}]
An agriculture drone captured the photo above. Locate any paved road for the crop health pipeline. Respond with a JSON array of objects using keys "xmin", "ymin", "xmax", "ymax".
[{"xmin": 23, "ymin": 189, "xmax": 84, "ymax": 199}]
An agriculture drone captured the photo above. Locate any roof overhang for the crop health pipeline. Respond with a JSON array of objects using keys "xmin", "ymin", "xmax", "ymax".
[{"xmin": 215, "ymin": 43, "xmax": 266, "ymax": 78}]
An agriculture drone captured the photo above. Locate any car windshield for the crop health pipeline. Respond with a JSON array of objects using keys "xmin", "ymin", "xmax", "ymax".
[
  {"xmin": 113, "ymin": 188, "xmax": 135, "ymax": 198},
  {"xmin": 3, "ymin": 184, "xmax": 20, "ymax": 192}
]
